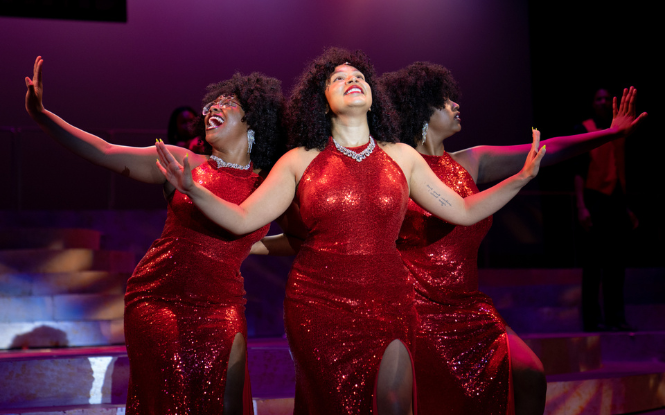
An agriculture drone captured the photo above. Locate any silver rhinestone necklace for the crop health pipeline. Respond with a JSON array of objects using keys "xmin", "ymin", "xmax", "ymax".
[
  {"xmin": 209, "ymin": 155, "xmax": 251, "ymax": 170},
  {"xmin": 332, "ymin": 136, "xmax": 375, "ymax": 162}
]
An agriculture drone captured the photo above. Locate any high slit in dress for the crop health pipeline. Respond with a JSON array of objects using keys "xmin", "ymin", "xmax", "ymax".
[
  {"xmin": 397, "ymin": 153, "xmax": 513, "ymax": 415},
  {"xmin": 284, "ymin": 138, "xmax": 419, "ymax": 415},
  {"xmin": 124, "ymin": 160, "xmax": 269, "ymax": 414}
]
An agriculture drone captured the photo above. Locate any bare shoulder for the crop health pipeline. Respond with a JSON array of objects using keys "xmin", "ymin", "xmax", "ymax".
[
  {"xmin": 161, "ymin": 144, "xmax": 208, "ymax": 169},
  {"xmin": 379, "ymin": 141, "xmax": 419, "ymax": 162},
  {"xmin": 449, "ymin": 146, "xmax": 481, "ymax": 177},
  {"xmin": 273, "ymin": 146, "xmax": 322, "ymax": 180}
]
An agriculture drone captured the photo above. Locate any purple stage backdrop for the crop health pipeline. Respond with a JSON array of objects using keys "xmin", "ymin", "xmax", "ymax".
[{"xmin": 0, "ymin": 0, "xmax": 532, "ymax": 149}]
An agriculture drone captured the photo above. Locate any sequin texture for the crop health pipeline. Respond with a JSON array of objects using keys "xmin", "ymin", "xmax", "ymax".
[
  {"xmin": 124, "ymin": 159, "xmax": 269, "ymax": 414},
  {"xmin": 285, "ymin": 138, "xmax": 418, "ymax": 414},
  {"xmin": 397, "ymin": 153, "xmax": 512, "ymax": 414}
]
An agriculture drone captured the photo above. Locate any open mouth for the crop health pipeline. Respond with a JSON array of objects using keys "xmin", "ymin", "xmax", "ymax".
[
  {"xmin": 344, "ymin": 86, "xmax": 363, "ymax": 95},
  {"xmin": 207, "ymin": 116, "xmax": 224, "ymax": 130},
  {"xmin": 454, "ymin": 113, "xmax": 461, "ymax": 121}
]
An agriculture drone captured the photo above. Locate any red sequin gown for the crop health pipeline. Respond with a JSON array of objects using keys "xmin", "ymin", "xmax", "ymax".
[
  {"xmin": 397, "ymin": 153, "xmax": 513, "ymax": 415},
  {"xmin": 285, "ymin": 138, "xmax": 418, "ymax": 415},
  {"xmin": 124, "ymin": 160, "xmax": 269, "ymax": 414}
]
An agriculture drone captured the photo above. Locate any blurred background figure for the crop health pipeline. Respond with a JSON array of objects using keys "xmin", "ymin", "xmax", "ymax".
[
  {"xmin": 167, "ymin": 105, "xmax": 207, "ymax": 154},
  {"xmin": 574, "ymin": 87, "xmax": 639, "ymax": 332}
]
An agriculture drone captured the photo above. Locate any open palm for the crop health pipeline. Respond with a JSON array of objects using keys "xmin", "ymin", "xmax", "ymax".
[{"xmin": 25, "ymin": 56, "xmax": 45, "ymax": 115}]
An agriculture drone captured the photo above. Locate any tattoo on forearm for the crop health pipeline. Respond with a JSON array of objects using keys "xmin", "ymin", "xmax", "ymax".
[{"xmin": 427, "ymin": 184, "xmax": 452, "ymax": 207}]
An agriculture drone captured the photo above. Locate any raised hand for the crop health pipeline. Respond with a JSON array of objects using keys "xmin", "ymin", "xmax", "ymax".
[
  {"xmin": 518, "ymin": 128, "xmax": 547, "ymax": 180},
  {"xmin": 25, "ymin": 56, "xmax": 45, "ymax": 116},
  {"xmin": 610, "ymin": 87, "xmax": 648, "ymax": 136},
  {"xmin": 155, "ymin": 140, "xmax": 196, "ymax": 194}
]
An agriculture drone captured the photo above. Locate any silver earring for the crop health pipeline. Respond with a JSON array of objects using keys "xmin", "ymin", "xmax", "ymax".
[
  {"xmin": 421, "ymin": 122, "xmax": 428, "ymax": 145},
  {"xmin": 247, "ymin": 129, "xmax": 255, "ymax": 154}
]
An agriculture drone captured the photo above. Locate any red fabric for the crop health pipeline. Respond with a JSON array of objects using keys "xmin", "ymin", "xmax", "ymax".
[
  {"xmin": 124, "ymin": 160, "xmax": 268, "ymax": 414},
  {"xmin": 583, "ymin": 119, "xmax": 626, "ymax": 195},
  {"xmin": 398, "ymin": 153, "xmax": 513, "ymax": 415},
  {"xmin": 285, "ymin": 138, "xmax": 418, "ymax": 414}
]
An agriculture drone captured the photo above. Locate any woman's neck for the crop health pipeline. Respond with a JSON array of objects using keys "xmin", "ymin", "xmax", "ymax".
[
  {"xmin": 330, "ymin": 115, "xmax": 371, "ymax": 147},
  {"xmin": 210, "ymin": 141, "xmax": 251, "ymax": 165},
  {"xmin": 415, "ymin": 137, "xmax": 446, "ymax": 156}
]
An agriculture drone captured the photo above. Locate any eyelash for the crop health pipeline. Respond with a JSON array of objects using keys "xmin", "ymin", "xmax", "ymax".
[{"xmin": 333, "ymin": 75, "xmax": 364, "ymax": 82}]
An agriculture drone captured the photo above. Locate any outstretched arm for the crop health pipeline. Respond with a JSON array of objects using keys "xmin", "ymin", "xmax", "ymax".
[
  {"xmin": 459, "ymin": 87, "xmax": 647, "ymax": 184},
  {"xmin": 156, "ymin": 141, "xmax": 298, "ymax": 234},
  {"xmin": 25, "ymin": 56, "xmax": 204, "ymax": 183},
  {"xmin": 408, "ymin": 133, "xmax": 545, "ymax": 226},
  {"xmin": 250, "ymin": 234, "xmax": 303, "ymax": 256}
]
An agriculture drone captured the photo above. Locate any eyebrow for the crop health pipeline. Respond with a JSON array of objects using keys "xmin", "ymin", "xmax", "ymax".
[{"xmin": 330, "ymin": 69, "xmax": 363, "ymax": 78}]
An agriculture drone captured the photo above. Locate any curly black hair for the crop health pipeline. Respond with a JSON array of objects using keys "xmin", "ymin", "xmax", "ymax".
[
  {"xmin": 286, "ymin": 47, "xmax": 398, "ymax": 150},
  {"xmin": 379, "ymin": 62, "xmax": 460, "ymax": 147},
  {"xmin": 193, "ymin": 73, "xmax": 286, "ymax": 170}
]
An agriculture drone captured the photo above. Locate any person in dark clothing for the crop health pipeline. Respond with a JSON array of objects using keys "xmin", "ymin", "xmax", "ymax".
[{"xmin": 574, "ymin": 88, "xmax": 640, "ymax": 332}]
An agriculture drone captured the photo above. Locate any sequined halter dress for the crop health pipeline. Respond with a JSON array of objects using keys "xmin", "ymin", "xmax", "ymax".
[
  {"xmin": 397, "ymin": 153, "xmax": 513, "ymax": 415},
  {"xmin": 124, "ymin": 160, "xmax": 269, "ymax": 414},
  {"xmin": 285, "ymin": 138, "xmax": 418, "ymax": 415}
]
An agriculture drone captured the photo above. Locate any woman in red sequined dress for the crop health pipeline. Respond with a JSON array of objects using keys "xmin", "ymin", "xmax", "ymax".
[
  {"xmin": 379, "ymin": 62, "xmax": 646, "ymax": 415},
  {"xmin": 156, "ymin": 48, "xmax": 545, "ymax": 415},
  {"xmin": 25, "ymin": 56, "xmax": 285, "ymax": 414}
]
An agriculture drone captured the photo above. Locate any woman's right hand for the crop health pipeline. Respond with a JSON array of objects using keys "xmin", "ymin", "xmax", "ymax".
[
  {"xmin": 156, "ymin": 140, "xmax": 196, "ymax": 195},
  {"xmin": 610, "ymin": 86, "xmax": 648, "ymax": 136},
  {"xmin": 517, "ymin": 128, "xmax": 546, "ymax": 181},
  {"xmin": 25, "ymin": 56, "xmax": 45, "ymax": 116}
]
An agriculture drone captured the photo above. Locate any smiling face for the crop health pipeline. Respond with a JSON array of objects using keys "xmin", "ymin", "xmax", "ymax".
[
  {"xmin": 202, "ymin": 94, "xmax": 248, "ymax": 147},
  {"xmin": 428, "ymin": 99, "xmax": 461, "ymax": 139},
  {"xmin": 324, "ymin": 64, "xmax": 372, "ymax": 116}
]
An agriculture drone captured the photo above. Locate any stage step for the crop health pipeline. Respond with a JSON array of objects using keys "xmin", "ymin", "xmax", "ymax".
[
  {"xmin": 0, "ymin": 249, "xmax": 135, "ymax": 275},
  {"xmin": 0, "ymin": 294, "xmax": 125, "ymax": 323},
  {"xmin": 0, "ymin": 271, "xmax": 129, "ymax": 297},
  {"xmin": 0, "ymin": 339, "xmax": 294, "ymax": 411},
  {"xmin": 544, "ymin": 361, "xmax": 665, "ymax": 415},
  {"xmin": 0, "ymin": 404, "xmax": 126, "ymax": 415},
  {"xmin": 521, "ymin": 333, "xmax": 602, "ymax": 375},
  {"xmin": 0, "ymin": 229, "xmax": 101, "ymax": 250},
  {"xmin": 500, "ymin": 304, "xmax": 665, "ymax": 333},
  {"xmin": 479, "ymin": 268, "xmax": 664, "ymax": 306},
  {"xmin": 521, "ymin": 331, "xmax": 665, "ymax": 376},
  {"xmin": 2, "ymin": 335, "xmax": 664, "ymax": 414}
]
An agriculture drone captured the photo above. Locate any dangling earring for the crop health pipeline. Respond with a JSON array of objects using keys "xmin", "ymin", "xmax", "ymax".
[
  {"xmin": 247, "ymin": 129, "xmax": 255, "ymax": 154},
  {"xmin": 421, "ymin": 122, "xmax": 428, "ymax": 145}
]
